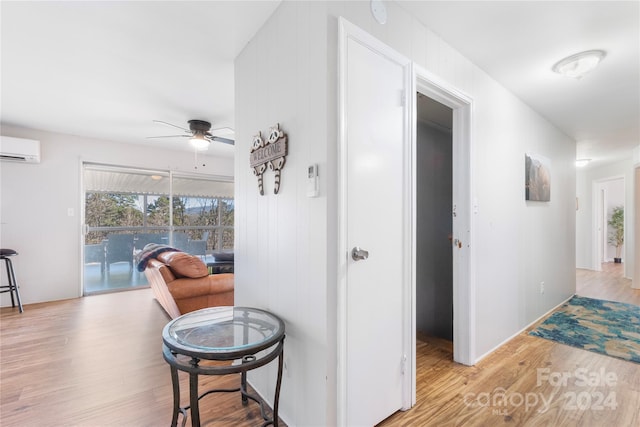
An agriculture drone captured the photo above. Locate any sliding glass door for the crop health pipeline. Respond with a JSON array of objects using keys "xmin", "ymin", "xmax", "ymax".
[
  {"xmin": 82, "ymin": 164, "xmax": 233, "ymax": 295},
  {"xmin": 171, "ymin": 175, "xmax": 234, "ymax": 256}
]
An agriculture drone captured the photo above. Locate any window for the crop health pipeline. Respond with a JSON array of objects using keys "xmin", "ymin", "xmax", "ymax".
[{"xmin": 83, "ymin": 164, "xmax": 233, "ymax": 294}]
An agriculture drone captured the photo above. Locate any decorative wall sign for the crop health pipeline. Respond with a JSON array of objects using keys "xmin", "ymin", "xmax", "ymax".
[
  {"xmin": 250, "ymin": 123, "xmax": 288, "ymax": 195},
  {"xmin": 525, "ymin": 153, "xmax": 551, "ymax": 202}
]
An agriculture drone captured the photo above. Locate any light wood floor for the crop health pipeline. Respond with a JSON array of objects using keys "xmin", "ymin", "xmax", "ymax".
[
  {"xmin": 1, "ymin": 264, "xmax": 638, "ymax": 426},
  {"xmin": 0, "ymin": 289, "xmax": 283, "ymax": 426},
  {"xmin": 380, "ymin": 263, "xmax": 640, "ymax": 427}
]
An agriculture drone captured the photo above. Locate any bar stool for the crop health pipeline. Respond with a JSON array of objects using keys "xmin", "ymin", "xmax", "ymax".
[{"xmin": 0, "ymin": 249, "xmax": 24, "ymax": 313}]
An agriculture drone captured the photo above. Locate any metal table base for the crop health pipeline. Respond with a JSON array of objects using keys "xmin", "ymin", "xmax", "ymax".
[{"xmin": 161, "ymin": 307, "xmax": 286, "ymax": 427}]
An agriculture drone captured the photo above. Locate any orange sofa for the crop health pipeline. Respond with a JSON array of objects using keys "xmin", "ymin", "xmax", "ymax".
[{"xmin": 143, "ymin": 251, "xmax": 234, "ymax": 319}]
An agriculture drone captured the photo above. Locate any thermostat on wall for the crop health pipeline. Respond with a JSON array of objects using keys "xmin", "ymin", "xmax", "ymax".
[{"xmin": 307, "ymin": 164, "xmax": 319, "ymax": 198}]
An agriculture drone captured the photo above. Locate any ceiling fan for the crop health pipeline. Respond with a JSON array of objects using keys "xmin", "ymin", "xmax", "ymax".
[{"xmin": 148, "ymin": 119, "xmax": 235, "ymax": 149}]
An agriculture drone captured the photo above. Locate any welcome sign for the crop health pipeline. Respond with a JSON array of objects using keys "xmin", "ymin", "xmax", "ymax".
[
  {"xmin": 250, "ymin": 139, "xmax": 287, "ymax": 168},
  {"xmin": 250, "ymin": 123, "xmax": 288, "ymax": 195}
]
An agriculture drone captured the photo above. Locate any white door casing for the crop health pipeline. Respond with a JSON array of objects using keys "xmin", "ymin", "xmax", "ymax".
[
  {"xmin": 413, "ymin": 66, "xmax": 475, "ymax": 370},
  {"xmin": 337, "ymin": 18, "xmax": 476, "ymax": 425},
  {"xmin": 338, "ymin": 18, "xmax": 412, "ymax": 426},
  {"xmin": 634, "ymin": 166, "xmax": 640, "ymax": 288},
  {"xmin": 592, "ymin": 177, "xmax": 625, "ymax": 268}
]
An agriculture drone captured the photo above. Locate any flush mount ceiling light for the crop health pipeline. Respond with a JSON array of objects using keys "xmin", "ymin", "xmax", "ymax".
[
  {"xmin": 552, "ymin": 50, "xmax": 606, "ymax": 79},
  {"xmin": 575, "ymin": 158, "xmax": 592, "ymax": 167},
  {"xmin": 189, "ymin": 132, "xmax": 209, "ymax": 150}
]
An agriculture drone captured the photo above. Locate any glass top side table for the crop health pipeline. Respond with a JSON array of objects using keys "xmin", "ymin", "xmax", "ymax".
[{"xmin": 162, "ymin": 306, "xmax": 286, "ymax": 427}]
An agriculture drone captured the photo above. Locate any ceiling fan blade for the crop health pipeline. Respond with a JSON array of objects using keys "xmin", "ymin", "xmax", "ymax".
[
  {"xmin": 150, "ymin": 119, "xmax": 233, "ymax": 145},
  {"xmin": 153, "ymin": 120, "xmax": 190, "ymax": 133},
  {"xmin": 146, "ymin": 135, "xmax": 189, "ymax": 139},
  {"xmin": 210, "ymin": 136, "xmax": 235, "ymax": 145},
  {"xmin": 211, "ymin": 126, "xmax": 235, "ymax": 135}
]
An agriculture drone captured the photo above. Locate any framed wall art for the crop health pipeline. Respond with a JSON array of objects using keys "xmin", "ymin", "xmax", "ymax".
[{"xmin": 525, "ymin": 153, "xmax": 551, "ymax": 202}]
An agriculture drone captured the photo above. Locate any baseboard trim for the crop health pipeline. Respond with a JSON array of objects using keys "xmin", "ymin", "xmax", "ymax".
[{"xmin": 473, "ymin": 294, "xmax": 574, "ymax": 364}]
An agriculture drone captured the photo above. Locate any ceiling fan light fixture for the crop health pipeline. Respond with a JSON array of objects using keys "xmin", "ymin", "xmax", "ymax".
[
  {"xmin": 189, "ymin": 132, "xmax": 209, "ymax": 150},
  {"xmin": 552, "ymin": 50, "xmax": 606, "ymax": 79}
]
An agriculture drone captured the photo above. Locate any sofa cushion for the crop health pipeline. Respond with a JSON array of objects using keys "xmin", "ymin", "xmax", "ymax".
[
  {"xmin": 147, "ymin": 258, "xmax": 176, "ymax": 283},
  {"xmin": 158, "ymin": 251, "xmax": 208, "ymax": 278},
  {"xmin": 135, "ymin": 243, "xmax": 180, "ymax": 272},
  {"xmin": 167, "ymin": 274, "xmax": 234, "ymax": 315}
]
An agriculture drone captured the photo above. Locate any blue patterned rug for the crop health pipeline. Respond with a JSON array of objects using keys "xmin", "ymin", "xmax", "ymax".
[{"xmin": 529, "ymin": 295, "xmax": 640, "ymax": 364}]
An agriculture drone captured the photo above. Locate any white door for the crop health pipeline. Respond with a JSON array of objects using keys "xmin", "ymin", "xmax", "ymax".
[{"xmin": 339, "ymin": 19, "xmax": 411, "ymax": 426}]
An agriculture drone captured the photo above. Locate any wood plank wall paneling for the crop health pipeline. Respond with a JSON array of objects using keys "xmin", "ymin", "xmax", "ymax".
[
  {"xmin": 234, "ymin": 2, "xmax": 331, "ymax": 425},
  {"xmin": 1, "ymin": 265, "xmax": 637, "ymax": 426}
]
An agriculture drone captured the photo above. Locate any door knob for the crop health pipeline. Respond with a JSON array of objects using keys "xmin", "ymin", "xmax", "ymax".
[{"xmin": 351, "ymin": 247, "xmax": 369, "ymax": 261}]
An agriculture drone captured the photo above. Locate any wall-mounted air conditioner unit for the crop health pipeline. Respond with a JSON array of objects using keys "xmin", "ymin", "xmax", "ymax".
[{"xmin": 0, "ymin": 136, "xmax": 41, "ymax": 163}]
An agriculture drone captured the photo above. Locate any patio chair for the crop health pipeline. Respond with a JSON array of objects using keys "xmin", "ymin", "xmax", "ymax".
[
  {"xmin": 172, "ymin": 232, "xmax": 190, "ymax": 252},
  {"xmin": 188, "ymin": 231, "xmax": 209, "ymax": 259},
  {"xmin": 134, "ymin": 233, "xmax": 167, "ymax": 252},
  {"xmin": 84, "ymin": 242, "xmax": 106, "ymax": 275},
  {"xmin": 105, "ymin": 233, "xmax": 134, "ymax": 273}
]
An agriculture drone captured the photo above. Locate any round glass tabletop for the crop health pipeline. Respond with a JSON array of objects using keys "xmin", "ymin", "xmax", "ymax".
[{"xmin": 162, "ymin": 306, "xmax": 285, "ymax": 359}]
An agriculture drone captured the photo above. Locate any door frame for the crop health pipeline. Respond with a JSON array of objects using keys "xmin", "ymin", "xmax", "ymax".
[
  {"xmin": 635, "ymin": 165, "xmax": 639, "ymax": 288},
  {"xmin": 596, "ymin": 183, "xmax": 607, "ymax": 267},
  {"xmin": 413, "ymin": 67, "xmax": 475, "ymax": 376},
  {"xmin": 592, "ymin": 176, "xmax": 625, "ymax": 269},
  {"xmin": 337, "ymin": 17, "xmax": 413, "ymax": 425},
  {"xmin": 337, "ymin": 18, "xmax": 476, "ymax": 423}
]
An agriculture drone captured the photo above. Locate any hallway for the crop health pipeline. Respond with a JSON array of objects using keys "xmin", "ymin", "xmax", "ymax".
[
  {"xmin": 578, "ymin": 262, "xmax": 638, "ymax": 305},
  {"xmin": 380, "ymin": 265, "xmax": 639, "ymax": 426}
]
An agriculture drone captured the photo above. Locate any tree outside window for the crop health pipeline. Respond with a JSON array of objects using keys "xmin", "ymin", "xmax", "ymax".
[{"xmin": 86, "ymin": 193, "xmax": 234, "ymax": 251}]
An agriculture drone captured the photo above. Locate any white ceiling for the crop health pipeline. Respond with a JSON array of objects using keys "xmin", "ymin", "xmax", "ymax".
[
  {"xmin": 399, "ymin": 1, "xmax": 639, "ymax": 167},
  {"xmin": 2, "ymin": 1, "xmax": 638, "ymax": 167},
  {"xmin": 1, "ymin": 1, "xmax": 281, "ymax": 158}
]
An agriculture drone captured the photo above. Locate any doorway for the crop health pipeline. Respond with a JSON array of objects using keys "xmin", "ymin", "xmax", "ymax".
[
  {"xmin": 415, "ymin": 93, "xmax": 454, "ymax": 343},
  {"xmin": 593, "ymin": 177, "xmax": 625, "ymax": 270},
  {"xmin": 635, "ymin": 166, "xmax": 639, "ymax": 288},
  {"xmin": 413, "ymin": 68, "xmax": 474, "ymax": 375},
  {"xmin": 338, "ymin": 19, "xmax": 475, "ymax": 424},
  {"xmin": 337, "ymin": 18, "xmax": 411, "ymax": 426}
]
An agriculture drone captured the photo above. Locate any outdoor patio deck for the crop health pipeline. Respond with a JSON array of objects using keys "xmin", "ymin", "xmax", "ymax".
[{"xmin": 83, "ymin": 254, "xmax": 220, "ymax": 294}]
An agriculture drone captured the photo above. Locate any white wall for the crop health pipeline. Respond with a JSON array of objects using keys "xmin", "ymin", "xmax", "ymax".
[
  {"xmin": 0, "ymin": 124, "xmax": 233, "ymax": 306},
  {"xmin": 235, "ymin": 2, "xmax": 576, "ymax": 426},
  {"xmin": 576, "ymin": 157, "xmax": 636, "ymax": 279},
  {"xmin": 234, "ymin": 3, "xmax": 330, "ymax": 425},
  {"xmin": 416, "ymin": 121, "xmax": 453, "ymax": 340}
]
